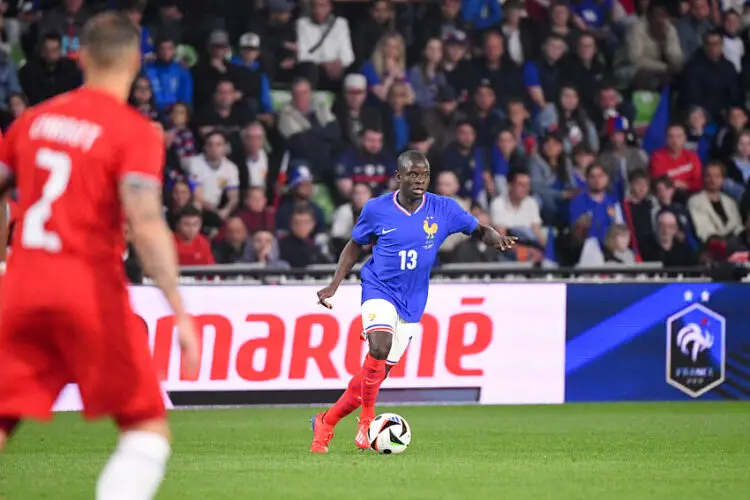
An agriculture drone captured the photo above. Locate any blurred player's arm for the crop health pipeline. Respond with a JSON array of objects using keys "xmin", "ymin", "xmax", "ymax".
[
  {"xmin": 120, "ymin": 176, "xmax": 187, "ymax": 316},
  {"xmin": 472, "ymin": 223, "xmax": 517, "ymax": 251},
  {"xmin": 316, "ymin": 239, "xmax": 364, "ymax": 309}
]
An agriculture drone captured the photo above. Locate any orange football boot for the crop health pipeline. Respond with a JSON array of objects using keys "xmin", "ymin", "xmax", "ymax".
[
  {"xmin": 310, "ymin": 412, "xmax": 334, "ymax": 453},
  {"xmin": 355, "ymin": 417, "xmax": 372, "ymax": 450}
]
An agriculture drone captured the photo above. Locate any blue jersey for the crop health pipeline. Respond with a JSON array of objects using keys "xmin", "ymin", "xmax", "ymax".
[{"xmin": 352, "ymin": 191, "xmax": 479, "ymax": 322}]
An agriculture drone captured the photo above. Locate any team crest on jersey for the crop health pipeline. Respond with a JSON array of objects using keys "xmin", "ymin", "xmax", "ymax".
[
  {"xmin": 368, "ymin": 312, "xmax": 376, "ymax": 321},
  {"xmin": 423, "ymin": 216, "xmax": 438, "ymax": 249},
  {"xmin": 666, "ymin": 303, "xmax": 726, "ymax": 398}
]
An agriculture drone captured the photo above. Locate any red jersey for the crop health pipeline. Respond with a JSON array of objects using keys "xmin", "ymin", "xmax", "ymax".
[
  {"xmin": 649, "ymin": 147, "xmax": 703, "ymax": 192},
  {"xmin": 174, "ymin": 232, "xmax": 215, "ymax": 265},
  {"xmin": 0, "ymin": 87, "xmax": 164, "ymax": 278}
]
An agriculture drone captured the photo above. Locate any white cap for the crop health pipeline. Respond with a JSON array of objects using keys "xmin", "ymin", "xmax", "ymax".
[
  {"xmin": 344, "ymin": 73, "xmax": 366, "ymax": 91},
  {"xmin": 239, "ymin": 32, "xmax": 261, "ymax": 49}
]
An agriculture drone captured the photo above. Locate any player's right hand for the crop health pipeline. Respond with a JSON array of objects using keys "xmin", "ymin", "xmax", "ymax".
[
  {"xmin": 317, "ymin": 285, "xmax": 337, "ymax": 310},
  {"xmin": 176, "ymin": 314, "xmax": 200, "ymax": 378}
]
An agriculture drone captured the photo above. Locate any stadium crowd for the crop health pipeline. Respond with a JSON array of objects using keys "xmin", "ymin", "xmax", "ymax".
[{"xmin": 4, "ymin": 0, "xmax": 750, "ymax": 275}]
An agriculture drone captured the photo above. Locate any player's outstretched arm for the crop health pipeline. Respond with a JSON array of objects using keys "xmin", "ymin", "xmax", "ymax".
[
  {"xmin": 472, "ymin": 223, "xmax": 518, "ymax": 251},
  {"xmin": 316, "ymin": 239, "xmax": 364, "ymax": 309},
  {"xmin": 120, "ymin": 176, "xmax": 199, "ymax": 374}
]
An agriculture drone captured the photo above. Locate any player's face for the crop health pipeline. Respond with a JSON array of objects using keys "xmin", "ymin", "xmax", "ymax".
[
  {"xmin": 178, "ymin": 215, "xmax": 202, "ymax": 241},
  {"xmin": 398, "ymin": 165, "xmax": 430, "ymax": 197}
]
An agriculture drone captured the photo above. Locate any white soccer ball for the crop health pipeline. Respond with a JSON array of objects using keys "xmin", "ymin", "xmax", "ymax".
[{"xmin": 367, "ymin": 413, "xmax": 411, "ymax": 454}]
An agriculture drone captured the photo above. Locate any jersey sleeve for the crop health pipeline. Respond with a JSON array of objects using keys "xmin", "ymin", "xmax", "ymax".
[
  {"xmin": 444, "ymin": 197, "xmax": 479, "ymax": 235},
  {"xmin": 118, "ymin": 120, "xmax": 165, "ymax": 186},
  {"xmin": 351, "ymin": 200, "xmax": 376, "ymax": 245}
]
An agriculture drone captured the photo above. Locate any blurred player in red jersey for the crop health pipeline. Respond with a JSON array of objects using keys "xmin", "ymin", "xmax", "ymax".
[{"xmin": 0, "ymin": 13, "xmax": 199, "ymax": 500}]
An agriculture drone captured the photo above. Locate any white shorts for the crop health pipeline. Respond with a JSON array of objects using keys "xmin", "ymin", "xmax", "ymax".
[{"xmin": 361, "ymin": 299, "xmax": 420, "ymax": 366}]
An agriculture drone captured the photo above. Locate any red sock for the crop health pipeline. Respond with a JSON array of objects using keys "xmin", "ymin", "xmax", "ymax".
[
  {"xmin": 360, "ymin": 354, "xmax": 386, "ymax": 421},
  {"xmin": 323, "ymin": 373, "xmax": 363, "ymax": 426}
]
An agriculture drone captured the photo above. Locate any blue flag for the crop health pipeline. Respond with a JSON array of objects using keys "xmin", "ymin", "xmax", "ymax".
[{"xmin": 641, "ymin": 86, "xmax": 671, "ymax": 155}]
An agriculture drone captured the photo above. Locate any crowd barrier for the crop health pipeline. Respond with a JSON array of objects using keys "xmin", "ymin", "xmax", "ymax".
[{"xmin": 52, "ymin": 282, "xmax": 750, "ymax": 411}]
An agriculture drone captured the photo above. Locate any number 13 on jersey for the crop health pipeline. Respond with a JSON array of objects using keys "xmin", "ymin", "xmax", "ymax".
[{"xmin": 398, "ymin": 249, "xmax": 417, "ymax": 270}]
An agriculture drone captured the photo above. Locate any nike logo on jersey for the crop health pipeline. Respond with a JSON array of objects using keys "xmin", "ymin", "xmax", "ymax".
[{"xmin": 381, "ymin": 228, "xmax": 397, "ymax": 235}]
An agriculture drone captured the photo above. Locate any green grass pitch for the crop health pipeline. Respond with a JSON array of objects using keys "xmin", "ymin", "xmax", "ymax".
[{"xmin": 1, "ymin": 402, "xmax": 749, "ymax": 499}]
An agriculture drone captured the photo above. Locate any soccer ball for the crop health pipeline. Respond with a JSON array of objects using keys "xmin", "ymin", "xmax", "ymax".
[{"xmin": 367, "ymin": 413, "xmax": 411, "ymax": 454}]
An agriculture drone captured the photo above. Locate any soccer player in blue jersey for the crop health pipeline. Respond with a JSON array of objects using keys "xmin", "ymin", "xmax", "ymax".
[{"xmin": 310, "ymin": 150, "xmax": 517, "ymax": 453}]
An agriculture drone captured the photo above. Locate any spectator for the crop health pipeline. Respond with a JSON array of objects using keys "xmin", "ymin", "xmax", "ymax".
[
  {"xmin": 166, "ymin": 102, "xmax": 197, "ymax": 160},
  {"xmin": 352, "ymin": 0, "xmax": 395, "ymax": 65},
  {"xmin": 276, "ymin": 164, "xmax": 327, "ymax": 235},
  {"xmin": 625, "ymin": 2, "xmax": 683, "ymax": 90},
  {"xmin": 523, "ymin": 34, "xmax": 567, "ymax": 112},
  {"xmin": 471, "ymin": 30, "xmax": 524, "ymax": 111},
  {"xmin": 279, "ymin": 206, "xmax": 330, "ymax": 267},
  {"xmin": 675, "ymin": 0, "xmax": 714, "ymax": 60},
  {"xmin": 688, "ymin": 161, "xmax": 743, "ymax": 242},
  {"xmin": 441, "ymin": 30, "xmax": 473, "ymax": 100},
  {"xmin": 165, "ymin": 180, "xmax": 195, "ymax": 231},
  {"xmin": 529, "ymin": 131, "xmax": 576, "ymax": 224},
  {"xmin": 0, "ymin": 46, "xmax": 20, "ymax": 110},
  {"xmin": 451, "ymin": 205, "xmax": 503, "ymax": 262},
  {"xmin": 597, "ymin": 116, "xmax": 648, "ymax": 190},
  {"xmin": 296, "ymin": 0, "xmax": 355, "ymax": 91},
  {"xmin": 713, "ymin": 106, "xmax": 748, "ymax": 160},
  {"xmin": 650, "ymin": 123, "xmax": 703, "ymax": 193},
  {"xmin": 333, "ymin": 73, "xmax": 381, "ymax": 148},
  {"xmin": 505, "ymin": 98, "xmax": 537, "ymax": 157},
  {"xmin": 642, "ymin": 210, "xmax": 697, "ymax": 266},
  {"xmin": 680, "ymin": 29, "xmax": 740, "ymax": 122},
  {"xmin": 561, "ymin": 32, "xmax": 608, "ymax": 119},
  {"xmin": 435, "ymin": 170, "xmax": 472, "ymax": 259},
  {"xmin": 277, "ymin": 77, "xmax": 341, "ymax": 179},
  {"xmin": 415, "ymin": 0, "xmax": 472, "ymax": 58},
  {"xmin": 721, "ymin": 9, "xmax": 743, "ymax": 74},
  {"xmin": 151, "ymin": 0, "xmax": 184, "ymax": 45},
  {"xmin": 173, "ymin": 205, "xmax": 216, "ymax": 266},
  {"xmin": 245, "ymin": 228, "xmax": 290, "ymax": 269},
  {"xmin": 144, "ymin": 37, "xmax": 193, "ymax": 111},
  {"xmin": 184, "ymin": 131, "xmax": 241, "ymax": 223},
  {"xmin": 382, "ymin": 80, "xmax": 421, "ymax": 153},
  {"xmin": 501, "ymin": 0, "xmax": 536, "ymax": 65},
  {"xmin": 123, "ymin": 225, "xmax": 143, "ymax": 284},
  {"xmin": 442, "ymin": 121, "xmax": 491, "ymax": 203},
  {"xmin": 191, "ymin": 29, "xmax": 242, "ymax": 108},
  {"xmin": 232, "ymin": 122, "xmax": 268, "ymax": 193},
  {"xmin": 569, "ymin": 163, "xmax": 624, "ymax": 245},
  {"xmin": 19, "ymin": 32, "xmax": 80, "ymax": 106},
  {"xmin": 591, "ymin": 83, "xmax": 636, "ymax": 140},
  {"xmin": 540, "ymin": 1, "xmax": 581, "ymax": 53},
  {"xmin": 542, "ymin": 85, "xmax": 600, "ymax": 154},
  {"xmin": 122, "ymin": 0, "xmax": 154, "ymax": 61},
  {"xmin": 0, "ymin": 92, "xmax": 27, "ymax": 132},
  {"xmin": 462, "ymin": 79, "xmax": 505, "ymax": 149},
  {"xmin": 461, "ymin": 0, "xmax": 502, "ymax": 31},
  {"xmin": 423, "ymin": 84, "xmax": 461, "ymax": 150},
  {"xmin": 601, "ymin": 224, "xmax": 637, "ymax": 264},
  {"xmin": 490, "ymin": 170, "xmax": 546, "ymax": 246},
  {"xmin": 335, "ymin": 126, "xmax": 396, "ymax": 199},
  {"xmin": 653, "ymin": 175, "xmax": 699, "ymax": 248},
  {"xmin": 235, "ymin": 187, "xmax": 276, "ymax": 235},
  {"xmin": 621, "ymin": 169, "xmax": 658, "ymax": 257},
  {"xmin": 490, "ymin": 127, "xmax": 527, "ymax": 197},
  {"xmin": 684, "ymin": 106, "xmax": 716, "ymax": 165},
  {"xmin": 331, "ymin": 182, "xmax": 373, "ymax": 252},
  {"xmin": 39, "ymin": 0, "xmax": 91, "ymax": 60},
  {"xmin": 194, "ymin": 79, "xmax": 254, "ymax": 151},
  {"xmin": 408, "ymin": 38, "xmax": 447, "ymax": 109},
  {"xmin": 129, "ymin": 75, "xmax": 161, "ymax": 122},
  {"xmin": 231, "ymin": 32, "xmax": 274, "ymax": 127},
  {"xmin": 725, "ymin": 130, "xmax": 750, "ymax": 200},
  {"xmin": 212, "ymin": 217, "xmax": 252, "ymax": 264},
  {"xmin": 570, "ymin": 143, "xmax": 596, "ymax": 189},
  {"xmin": 362, "ymin": 32, "xmax": 408, "ymax": 103},
  {"xmin": 247, "ymin": 0, "xmax": 297, "ymax": 84}
]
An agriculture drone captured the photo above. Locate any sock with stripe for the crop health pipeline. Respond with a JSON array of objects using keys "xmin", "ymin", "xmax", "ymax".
[
  {"xmin": 323, "ymin": 372, "xmax": 363, "ymax": 426},
  {"xmin": 360, "ymin": 354, "xmax": 386, "ymax": 422}
]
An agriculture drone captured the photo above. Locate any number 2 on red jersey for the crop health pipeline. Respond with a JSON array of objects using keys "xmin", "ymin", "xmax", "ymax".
[{"xmin": 21, "ymin": 148, "xmax": 72, "ymax": 252}]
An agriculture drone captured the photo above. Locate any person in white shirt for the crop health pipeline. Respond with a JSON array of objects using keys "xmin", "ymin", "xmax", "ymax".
[
  {"xmin": 296, "ymin": 0, "xmax": 355, "ymax": 90},
  {"xmin": 490, "ymin": 170, "xmax": 546, "ymax": 245},
  {"xmin": 238, "ymin": 122, "xmax": 268, "ymax": 191},
  {"xmin": 184, "ymin": 131, "xmax": 241, "ymax": 221},
  {"xmin": 330, "ymin": 182, "xmax": 372, "ymax": 243}
]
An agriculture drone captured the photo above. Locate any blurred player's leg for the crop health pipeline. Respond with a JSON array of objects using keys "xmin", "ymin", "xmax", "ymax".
[{"xmin": 0, "ymin": 418, "xmax": 20, "ymax": 452}]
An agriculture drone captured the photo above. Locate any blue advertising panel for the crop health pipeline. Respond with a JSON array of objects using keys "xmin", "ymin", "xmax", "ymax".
[{"xmin": 565, "ymin": 283, "xmax": 750, "ymax": 401}]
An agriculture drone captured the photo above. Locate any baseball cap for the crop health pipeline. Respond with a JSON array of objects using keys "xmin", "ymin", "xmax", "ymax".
[
  {"xmin": 344, "ymin": 73, "xmax": 367, "ymax": 91},
  {"xmin": 268, "ymin": 0, "xmax": 294, "ymax": 13},
  {"xmin": 288, "ymin": 163, "xmax": 314, "ymax": 188},
  {"xmin": 437, "ymin": 85, "xmax": 457, "ymax": 103},
  {"xmin": 443, "ymin": 30, "xmax": 467, "ymax": 45},
  {"xmin": 208, "ymin": 29, "xmax": 230, "ymax": 47},
  {"xmin": 476, "ymin": 78, "xmax": 493, "ymax": 91},
  {"xmin": 239, "ymin": 32, "xmax": 261, "ymax": 49}
]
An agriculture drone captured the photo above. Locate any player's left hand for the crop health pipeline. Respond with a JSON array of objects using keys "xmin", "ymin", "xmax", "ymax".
[
  {"xmin": 494, "ymin": 236, "xmax": 518, "ymax": 252},
  {"xmin": 317, "ymin": 284, "xmax": 337, "ymax": 310}
]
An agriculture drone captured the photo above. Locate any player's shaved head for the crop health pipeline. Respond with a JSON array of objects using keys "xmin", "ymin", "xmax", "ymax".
[
  {"xmin": 397, "ymin": 150, "xmax": 430, "ymax": 173},
  {"xmin": 81, "ymin": 12, "xmax": 140, "ymax": 70}
]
